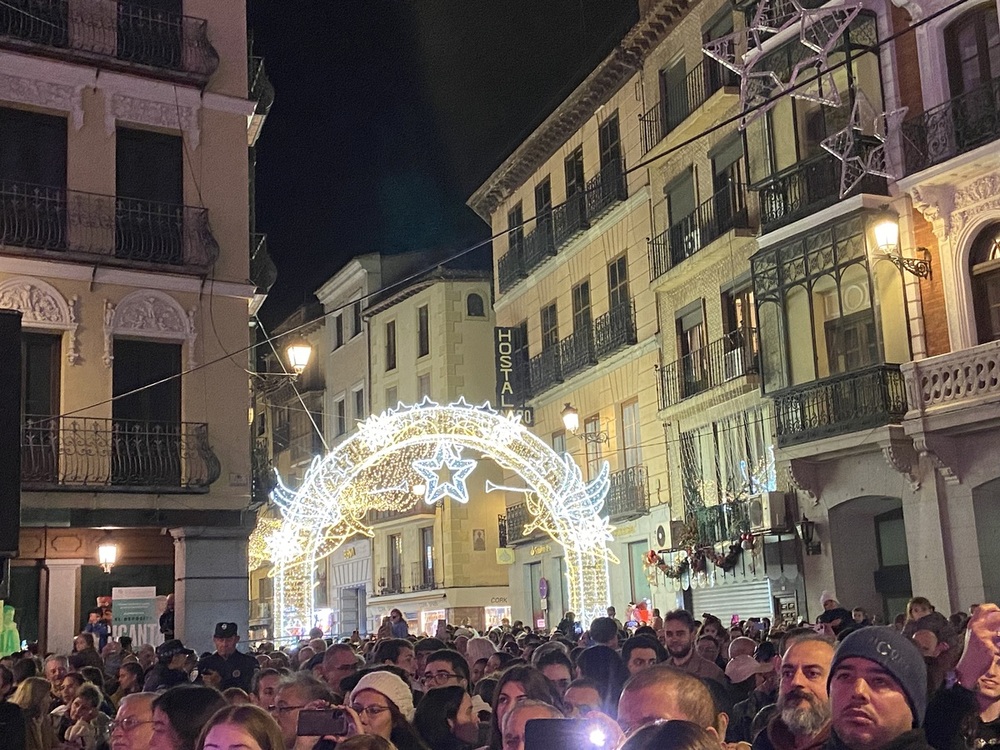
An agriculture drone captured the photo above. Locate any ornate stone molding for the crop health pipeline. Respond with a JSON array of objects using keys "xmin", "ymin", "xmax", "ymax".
[
  {"xmin": 910, "ymin": 183, "xmax": 955, "ymax": 239},
  {"xmin": 0, "ymin": 74, "xmax": 85, "ymax": 129},
  {"xmin": 951, "ymin": 173, "xmax": 1000, "ymax": 237},
  {"xmin": 104, "ymin": 290, "xmax": 197, "ymax": 369},
  {"xmin": 0, "ymin": 278, "xmax": 81, "ymax": 364},
  {"xmin": 786, "ymin": 459, "xmax": 819, "ymax": 504},
  {"xmin": 912, "ymin": 434, "xmax": 960, "ymax": 485},
  {"xmin": 889, "ymin": 0, "xmax": 924, "ymax": 21},
  {"xmin": 105, "ymin": 93, "xmax": 200, "ymax": 149},
  {"xmin": 879, "ymin": 437, "xmax": 921, "ymax": 491}
]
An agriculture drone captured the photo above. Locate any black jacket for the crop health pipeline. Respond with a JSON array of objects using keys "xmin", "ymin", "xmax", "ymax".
[
  {"xmin": 924, "ymin": 684, "xmax": 1000, "ymax": 750},
  {"xmin": 825, "ymin": 728, "xmax": 934, "ymax": 750}
]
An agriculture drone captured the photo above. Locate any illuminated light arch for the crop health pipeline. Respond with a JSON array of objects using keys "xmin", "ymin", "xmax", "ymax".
[{"xmin": 264, "ymin": 398, "xmax": 617, "ymax": 636}]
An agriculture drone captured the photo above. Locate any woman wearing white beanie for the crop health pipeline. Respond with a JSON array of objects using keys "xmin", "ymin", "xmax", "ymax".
[{"xmin": 346, "ymin": 670, "xmax": 429, "ymax": 750}]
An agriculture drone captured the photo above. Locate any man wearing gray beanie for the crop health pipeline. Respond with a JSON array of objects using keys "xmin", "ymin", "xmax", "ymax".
[{"xmin": 826, "ymin": 627, "xmax": 933, "ymax": 750}]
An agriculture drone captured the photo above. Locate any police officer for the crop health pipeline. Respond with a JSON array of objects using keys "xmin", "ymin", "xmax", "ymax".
[{"xmin": 197, "ymin": 622, "xmax": 258, "ymax": 692}]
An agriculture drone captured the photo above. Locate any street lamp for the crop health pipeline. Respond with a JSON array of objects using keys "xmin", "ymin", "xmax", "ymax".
[
  {"xmin": 98, "ymin": 539, "xmax": 118, "ymax": 574},
  {"xmin": 285, "ymin": 338, "xmax": 312, "ymax": 376},
  {"xmin": 872, "ymin": 215, "xmax": 931, "ymax": 278},
  {"xmin": 561, "ymin": 402, "xmax": 609, "ymax": 444}
]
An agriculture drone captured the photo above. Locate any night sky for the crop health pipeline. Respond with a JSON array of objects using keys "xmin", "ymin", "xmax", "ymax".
[{"xmin": 249, "ymin": 0, "xmax": 639, "ymax": 327}]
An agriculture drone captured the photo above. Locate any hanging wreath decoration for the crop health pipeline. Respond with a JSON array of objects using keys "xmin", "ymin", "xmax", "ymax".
[{"xmin": 644, "ymin": 532, "xmax": 755, "ymax": 581}]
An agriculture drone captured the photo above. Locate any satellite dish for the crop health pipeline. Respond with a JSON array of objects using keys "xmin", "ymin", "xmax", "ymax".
[{"xmin": 656, "ymin": 524, "xmax": 666, "ymax": 547}]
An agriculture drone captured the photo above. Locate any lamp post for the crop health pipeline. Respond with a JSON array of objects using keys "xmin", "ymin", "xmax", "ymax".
[
  {"xmin": 98, "ymin": 540, "xmax": 118, "ymax": 574},
  {"xmin": 285, "ymin": 338, "xmax": 313, "ymax": 376},
  {"xmin": 872, "ymin": 215, "xmax": 931, "ymax": 278},
  {"xmin": 561, "ymin": 402, "xmax": 609, "ymax": 444}
]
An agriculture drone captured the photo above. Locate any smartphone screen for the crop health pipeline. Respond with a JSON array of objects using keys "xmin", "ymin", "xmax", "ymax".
[{"xmin": 524, "ymin": 718, "xmax": 613, "ymax": 750}]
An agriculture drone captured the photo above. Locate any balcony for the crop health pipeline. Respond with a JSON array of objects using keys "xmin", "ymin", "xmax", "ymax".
[
  {"xmin": 771, "ymin": 364, "xmax": 907, "ymax": 447},
  {"xmin": 410, "ymin": 562, "xmax": 437, "ymax": 592},
  {"xmin": 755, "ymin": 153, "xmax": 886, "ymax": 234},
  {"xmin": 901, "ymin": 340, "xmax": 1000, "ymax": 431},
  {"xmin": 901, "ymin": 75, "xmax": 1000, "ymax": 176},
  {"xmin": 249, "ymin": 599, "xmax": 271, "ymax": 623},
  {"xmin": 552, "ymin": 193, "xmax": 588, "ymax": 248},
  {"xmin": 251, "ymin": 437, "xmax": 275, "ymax": 507},
  {"xmin": 500, "ymin": 501, "xmax": 545, "ymax": 546},
  {"xmin": 0, "ymin": 0, "xmax": 218, "ymax": 84},
  {"xmin": 606, "ymin": 466, "xmax": 649, "ymax": 521},
  {"xmin": 0, "ymin": 182, "xmax": 219, "ymax": 272},
  {"xmin": 559, "ymin": 324, "xmax": 597, "ymax": 380},
  {"xmin": 659, "ymin": 329, "xmax": 759, "ymax": 408},
  {"xmin": 378, "ymin": 567, "xmax": 404, "ymax": 596},
  {"xmin": 640, "ymin": 60, "xmax": 737, "ymax": 154},
  {"xmin": 497, "ymin": 247, "xmax": 526, "ymax": 294},
  {"xmin": 250, "ymin": 233, "xmax": 277, "ymax": 296},
  {"xmin": 585, "ymin": 159, "xmax": 627, "ymax": 221},
  {"xmin": 649, "ymin": 183, "xmax": 751, "ymax": 281},
  {"xmin": 528, "ymin": 346, "xmax": 563, "ymax": 397},
  {"xmin": 687, "ymin": 500, "xmax": 751, "ymax": 546},
  {"xmin": 367, "ymin": 502, "xmax": 439, "ymax": 525},
  {"xmin": 20, "ymin": 416, "xmax": 220, "ymax": 493},
  {"xmin": 522, "ymin": 216, "xmax": 556, "ymax": 270},
  {"xmin": 248, "ymin": 50, "xmax": 274, "ymax": 146},
  {"xmin": 594, "ymin": 300, "xmax": 638, "ymax": 358}
]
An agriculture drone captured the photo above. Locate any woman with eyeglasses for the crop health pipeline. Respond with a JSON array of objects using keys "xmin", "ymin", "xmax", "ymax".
[{"xmin": 341, "ymin": 670, "xmax": 429, "ymax": 750}]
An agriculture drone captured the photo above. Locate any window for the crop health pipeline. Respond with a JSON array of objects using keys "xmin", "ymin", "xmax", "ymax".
[
  {"xmin": 385, "ymin": 321, "xmax": 396, "ymax": 371},
  {"xmin": 333, "ymin": 315, "xmax": 344, "ymax": 349},
  {"xmin": 541, "ymin": 304, "xmax": 559, "ymax": 349},
  {"xmin": 945, "ymin": 4, "xmax": 1000, "ymax": 98},
  {"xmin": 584, "ymin": 415, "xmax": 603, "ymax": 479},
  {"xmin": 535, "ymin": 178, "xmax": 553, "ymax": 234},
  {"xmin": 417, "ymin": 373, "xmax": 431, "ymax": 400},
  {"xmin": 552, "ymin": 431, "xmax": 566, "ymax": 457},
  {"xmin": 417, "ymin": 304, "xmax": 429, "ymax": 357},
  {"xmin": 666, "ymin": 169, "xmax": 698, "ymax": 261},
  {"xmin": 419, "ymin": 526, "xmax": 435, "ymax": 588},
  {"xmin": 385, "ymin": 386, "xmax": 397, "ymax": 408},
  {"xmin": 273, "ymin": 406, "xmax": 290, "ymax": 453},
  {"xmin": 711, "ymin": 136, "xmax": 747, "ymax": 232},
  {"xmin": 467, "ymin": 293, "xmax": 485, "ymax": 317},
  {"xmin": 352, "ymin": 301, "xmax": 363, "ymax": 337},
  {"xmin": 572, "ymin": 281, "xmax": 592, "ymax": 331},
  {"xmin": 722, "ymin": 285, "xmax": 758, "ymax": 376},
  {"xmin": 971, "ymin": 223, "xmax": 1000, "ymax": 343},
  {"xmin": 677, "ymin": 302, "xmax": 707, "ymax": 397},
  {"xmin": 334, "ymin": 397, "xmax": 347, "ymax": 437},
  {"xmin": 598, "ymin": 113, "xmax": 622, "ymax": 172},
  {"xmin": 703, "ymin": 10, "xmax": 739, "ymax": 92},
  {"xmin": 608, "ymin": 256, "xmax": 630, "ymax": 310},
  {"xmin": 621, "ymin": 399, "xmax": 641, "ymax": 468},
  {"xmin": 0, "ymin": 107, "xmax": 67, "ymax": 188},
  {"xmin": 661, "ymin": 58, "xmax": 689, "ymax": 132},
  {"xmin": 291, "ymin": 394, "xmax": 324, "ymax": 463},
  {"xmin": 353, "ymin": 387, "xmax": 365, "ymax": 424},
  {"xmin": 116, "ymin": 127, "xmax": 183, "ymax": 262},
  {"xmin": 21, "ymin": 332, "xmax": 61, "ymax": 483},
  {"xmin": 507, "ymin": 202, "xmax": 525, "ymax": 257},
  {"xmin": 564, "ymin": 148, "xmax": 585, "ymax": 199},
  {"xmin": 388, "ymin": 534, "xmax": 403, "ymax": 592}
]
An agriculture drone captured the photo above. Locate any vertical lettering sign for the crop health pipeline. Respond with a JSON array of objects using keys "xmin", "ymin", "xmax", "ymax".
[{"xmin": 494, "ymin": 327, "xmax": 533, "ymax": 426}]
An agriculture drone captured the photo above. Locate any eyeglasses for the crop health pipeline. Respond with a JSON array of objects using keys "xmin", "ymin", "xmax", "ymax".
[
  {"xmin": 109, "ymin": 718, "xmax": 154, "ymax": 733},
  {"xmin": 421, "ymin": 670, "xmax": 460, "ymax": 685},
  {"xmin": 351, "ymin": 704, "xmax": 391, "ymax": 719},
  {"xmin": 268, "ymin": 704, "xmax": 307, "ymax": 715}
]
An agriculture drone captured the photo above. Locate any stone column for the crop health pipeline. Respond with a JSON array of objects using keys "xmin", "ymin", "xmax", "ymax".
[
  {"xmin": 170, "ymin": 526, "xmax": 251, "ymax": 654},
  {"xmin": 46, "ymin": 559, "xmax": 84, "ymax": 655}
]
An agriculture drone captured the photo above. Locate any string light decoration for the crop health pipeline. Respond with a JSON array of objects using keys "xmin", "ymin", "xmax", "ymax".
[
  {"xmin": 266, "ymin": 398, "xmax": 617, "ymax": 637},
  {"xmin": 821, "ymin": 91, "xmax": 907, "ymax": 197}
]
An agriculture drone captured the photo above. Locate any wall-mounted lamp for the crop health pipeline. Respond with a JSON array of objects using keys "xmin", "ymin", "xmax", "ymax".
[
  {"xmin": 98, "ymin": 539, "xmax": 118, "ymax": 574},
  {"xmin": 872, "ymin": 217, "xmax": 931, "ymax": 278},
  {"xmin": 560, "ymin": 403, "xmax": 609, "ymax": 444},
  {"xmin": 799, "ymin": 516, "xmax": 822, "ymax": 556},
  {"xmin": 284, "ymin": 337, "xmax": 313, "ymax": 376}
]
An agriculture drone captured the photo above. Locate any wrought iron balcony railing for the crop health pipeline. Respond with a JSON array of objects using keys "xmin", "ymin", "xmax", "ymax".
[
  {"xmin": 497, "ymin": 248, "xmax": 526, "ymax": 293},
  {"xmin": 901, "ymin": 75, "xmax": 1000, "ymax": 176},
  {"xmin": 251, "ymin": 233, "xmax": 277, "ymax": 295},
  {"xmin": 658, "ymin": 328, "xmax": 759, "ymax": 408},
  {"xmin": 367, "ymin": 501, "xmax": 439, "ymax": 525},
  {"xmin": 249, "ymin": 55, "xmax": 275, "ymax": 116},
  {"xmin": 527, "ymin": 346, "xmax": 562, "ymax": 398},
  {"xmin": 639, "ymin": 60, "xmax": 737, "ymax": 153},
  {"xmin": 594, "ymin": 300, "xmax": 637, "ymax": 359},
  {"xmin": 687, "ymin": 500, "xmax": 751, "ymax": 546},
  {"xmin": 559, "ymin": 324, "xmax": 597, "ymax": 380},
  {"xmin": 497, "ymin": 513, "xmax": 509, "ymax": 548},
  {"xmin": 585, "ymin": 159, "xmax": 628, "ymax": 220},
  {"xmin": 251, "ymin": 437, "xmax": 275, "ymax": 508},
  {"xmin": 0, "ymin": 182, "xmax": 219, "ymax": 271},
  {"xmin": 0, "ymin": 0, "xmax": 218, "ymax": 83},
  {"xmin": 649, "ymin": 182, "xmax": 750, "ymax": 280},
  {"xmin": 552, "ymin": 193, "xmax": 588, "ymax": 248},
  {"xmin": 755, "ymin": 153, "xmax": 886, "ymax": 233},
  {"xmin": 501, "ymin": 501, "xmax": 545, "ymax": 546},
  {"xmin": 411, "ymin": 562, "xmax": 437, "ymax": 592},
  {"xmin": 21, "ymin": 416, "xmax": 220, "ymax": 492},
  {"xmin": 378, "ymin": 567, "xmax": 404, "ymax": 596},
  {"xmin": 606, "ymin": 466, "xmax": 649, "ymax": 521},
  {"xmin": 522, "ymin": 216, "xmax": 556, "ymax": 272},
  {"xmin": 771, "ymin": 364, "xmax": 907, "ymax": 447}
]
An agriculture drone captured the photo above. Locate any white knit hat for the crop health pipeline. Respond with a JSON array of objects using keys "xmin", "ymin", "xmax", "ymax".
[
  {"xmin": 819, "ymin": 590, "xmax": 837, "ymax": 608},
  {"xmin": 351, "ymin": 671, "xmax": 415, "ymax": 722}
]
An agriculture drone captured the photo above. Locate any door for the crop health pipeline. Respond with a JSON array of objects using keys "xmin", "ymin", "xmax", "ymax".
[
  {"xmin": 111, "ymin": 338, "xmax": 182, "ymax": 486},
  {"xmin": 661, "ymin": 59, "xmax": 689, "ymax": 132},
  {"xmin": 21, "ymin": 332, "xmax": 61, "ymax": 483},
  {"xmin": 711, "ymin": 137, "xmax": 746, "ymax": 236},
  {"xmin": 116, "ymin": 128, "xmax": 184, "ymax": 263},
  {"xmin": 667, "ymin": 170, "xmax": 698, "ymax": 264}
]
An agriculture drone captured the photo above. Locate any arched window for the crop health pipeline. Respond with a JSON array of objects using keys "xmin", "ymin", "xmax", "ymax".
[
  {"xmin": 970, "ymin": 222, "xmax": 1000, "ymax": 344},
  {"xmin": 466, "ymin": 293, "xmax": 485, "ymax": 317},
  {"xmin": 945, "ymin": 4, "xmax": 1000, "ymax": 98}
]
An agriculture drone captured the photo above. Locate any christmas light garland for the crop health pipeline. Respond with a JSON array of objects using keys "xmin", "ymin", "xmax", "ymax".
[{"xmin": 263, "ymin": 399, "xmax": 617, "ymax": 636}]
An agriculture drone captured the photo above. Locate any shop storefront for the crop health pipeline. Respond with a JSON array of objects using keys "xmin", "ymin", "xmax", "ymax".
[
  {"xmin": 368, "ymin": 584, "xmax": 510, "ymax": 635},
  {"xmin": 322, "ymin": 538, "xmax": 372, "ymax": 637}
]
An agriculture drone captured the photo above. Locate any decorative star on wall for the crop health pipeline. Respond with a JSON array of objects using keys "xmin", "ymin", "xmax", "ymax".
[
  {"xmin": 412, "ymin": 445, "xmax": 477, "ymax": 504},
  {"xmin": 821, "ymin": 92, "xmax": 907, "ymax": 197}
]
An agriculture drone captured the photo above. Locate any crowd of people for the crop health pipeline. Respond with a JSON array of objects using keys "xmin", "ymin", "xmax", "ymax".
[{"xmin": 0, "ymin": 596, "xmax": 997, "ymax": 750}]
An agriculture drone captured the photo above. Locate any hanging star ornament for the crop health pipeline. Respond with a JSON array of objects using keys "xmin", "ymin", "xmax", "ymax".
[
  {"xmin": 412, "ymin": 444, "xmax": 477, "ymax": 505},
  {"xmin": 821, "ymin": 91, "xmax": 907, "ymax": 197}
]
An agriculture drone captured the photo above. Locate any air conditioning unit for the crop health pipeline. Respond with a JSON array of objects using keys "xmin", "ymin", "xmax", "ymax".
[
  {"xmin": 748, "ymin": 491, "xmax": 787, "ymax": 532},
  {"xmin": 723, "ymin": 348, "xmax": 744, "ymax": 380}
]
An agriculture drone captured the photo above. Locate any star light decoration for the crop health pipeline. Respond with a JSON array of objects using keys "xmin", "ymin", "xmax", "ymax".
[
  {"xmin": 262, "ymin": 399, "xmax": 618, "ymax": 637},
  {"xmin": 412, "ymin": 444, "xmax": 477, "ymax": 504},
  {"xmin": 702, "ymin": 0, "xmax": 863, "ymax": 130},
  {"xmin": 821, "ymin": 91, "xmax": 907, "ymax": 197}
]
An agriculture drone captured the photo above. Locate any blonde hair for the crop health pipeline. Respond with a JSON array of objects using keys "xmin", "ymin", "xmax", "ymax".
[
  {"xmin": 196, "ymin": 704, "xmax": 285, "ymax": 750},
  {"xmin": 11, "ymin": 676, "xmax": 52, "ymax": 719}
]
